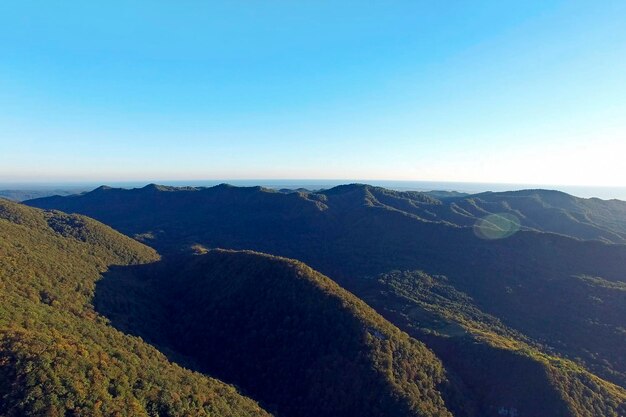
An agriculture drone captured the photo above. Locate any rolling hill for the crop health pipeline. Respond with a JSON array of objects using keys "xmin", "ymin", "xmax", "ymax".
[
  {"xmin": 439, "ymin": 189, "xmax": 626, "ymax": 243},
  {"xmin": 361, "ymin": 269, "xmax": 626, "ymax": 417},
  {"xmin": 0, "ymin": 189, "xmax": 89, "ymax": 202},
  {"xmin": 0, "ymin": 199, "xmax": 270, "ymax": 417},
  {"xmin": 95, "ymin": 250, "xmax": 457, "ymax": 417}
]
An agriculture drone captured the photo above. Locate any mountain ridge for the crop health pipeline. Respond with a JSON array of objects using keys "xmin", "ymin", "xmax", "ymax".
[
  {"xmin": 27, "ymin": 183, "xmax": 626, "ymax": 243},
  {"xmin": 24, "ymin": 184, "xmax": 626, "ymax": 395}
]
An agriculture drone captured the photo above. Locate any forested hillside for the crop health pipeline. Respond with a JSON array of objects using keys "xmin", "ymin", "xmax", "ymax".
[
  {"xmin": 441, "ymin": 189, "xmax": 626, "ymax": 243},
  {"xmin": 0, "ymin": 199, "xmax": 270, "ymax": 417},
  {"xmin": 28, "ymin": 183, "xmax": 626, "ymax": 244},
  {"xmin": 96, "ymin": 250, "xmax": 457, "ymax": 417},
  {"xmin": 25, "ymin": 183, "xmax": 626, "ymax": 413},
  {"xmin": 361, "ymin": 270, "xmax": 626, "ymax": 417}
]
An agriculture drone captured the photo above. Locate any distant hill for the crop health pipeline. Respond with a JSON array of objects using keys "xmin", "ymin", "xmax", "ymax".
[
  {"xmin": 0, "ymin": 188, "xmax": 89, "ymax": 202},
  {"xmin": 24, "ymin": 184, "xmax": 626, "ymax": 407},
  {"xmin": 0, "ymin": 199, "xmax": 270, "ymax": 417},
  {"xmin": 442, "ymin": 189, "xmax": 626, "ymax": 243},
  {"xmin": 96, "ymin": 250, "xmax": 456, "ymax": 417},
  {"xmin": 27, "ymin": 183, "xmax": 626, "ymax": 243}
]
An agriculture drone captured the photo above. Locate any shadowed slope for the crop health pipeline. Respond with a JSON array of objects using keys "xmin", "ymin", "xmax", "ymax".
[
  {"xmin": 96, "ymin": 249, "xmax": 455, "ymax": 417},
  {"xmin": 28, "ymin": 184, "xmax": 626, "ymax": 243},
  {"xmin": 0, "ymin": 199, "xmax": 270, "ymax": 417}
]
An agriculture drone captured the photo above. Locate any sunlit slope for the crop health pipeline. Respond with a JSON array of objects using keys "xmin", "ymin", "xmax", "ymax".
[
  {"xmin": 0, "ymin": 199, "xmax": 270, "ymax": 417},
  {"xmin": 360, "ymin": 269, "xmax": 626, "ymax": 417},
  {"xmin": 441, "ymin": 189, "xmax": 626, "ymax": 243}
]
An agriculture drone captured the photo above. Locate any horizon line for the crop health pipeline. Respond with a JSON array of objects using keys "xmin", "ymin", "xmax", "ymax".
[{"xmin": 1, "ymin": 178, "xmax": 626, "ymax": 189}]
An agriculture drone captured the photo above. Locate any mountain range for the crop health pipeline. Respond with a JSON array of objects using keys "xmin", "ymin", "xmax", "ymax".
[{"xmin": 1, "ymin": 183, "xmax": 625, "ymax": 416}]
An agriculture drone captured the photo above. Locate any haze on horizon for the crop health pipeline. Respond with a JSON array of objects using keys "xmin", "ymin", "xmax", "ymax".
[{"xmin": 1, "ymin": 1, "xmax": 625, "ymax": 187}]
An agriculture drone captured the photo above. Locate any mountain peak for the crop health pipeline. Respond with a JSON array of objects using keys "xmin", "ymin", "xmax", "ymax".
[
  {"xmin": 139, "ymin": 183, "xmax": 189, "ymax": 193},
  {"xmin": 141, "ymin": 183, "xmax": 167, "ymax": 191},
  {"xmin": 321, "ymin": 183, "xmax": 372, "ymax": 195},
  {"xmin": 93, "ymin": 185, "xmax": 113, "ymax": 192}
]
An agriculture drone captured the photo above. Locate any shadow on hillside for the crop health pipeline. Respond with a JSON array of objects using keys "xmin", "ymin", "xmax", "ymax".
[
  {"xmin": 94, "ymin": 254, "xmax": 602, "ymax": 417},
  {"xmin": 93, "ymin": 255, "xmax": 430, "ymax": 417},
  {"xmin": 94, "ymin": 259, "xmax": 202, "ymax": 369}
]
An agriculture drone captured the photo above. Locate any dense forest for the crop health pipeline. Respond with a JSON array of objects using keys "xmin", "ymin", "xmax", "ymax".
[
  {"xmin": 0, "ymin": 199, "xmax": 269, "ymax": 417},
  {"xmin": 96, "ymin": 250, "xmax": 455, "ymax": 417},
  {"xmin": 2, "ymin": 183, "xmax": 625, "ymax": 416},
  {"xmin": 362, "ymin": 270, "xmax": 626, "ymax": 416},
  {"xmin": 26, "ymin": 183, "xmax": 626, "ymax": 389}
]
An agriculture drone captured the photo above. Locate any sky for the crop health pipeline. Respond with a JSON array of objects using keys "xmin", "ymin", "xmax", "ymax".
[{"xmin": 1, "ymin": 1, "xmax": 625, "ymax": 186}]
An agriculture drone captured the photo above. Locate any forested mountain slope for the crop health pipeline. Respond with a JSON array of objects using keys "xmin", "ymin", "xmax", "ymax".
[
  {"xmin": 360, "ymin": 270, "xmax": 626, "ymax": 417},
  {"xmin": 441, "ymin": 189, "xmax": 626, "ymax": 243},
  {"xmin": 0, "ymin": 199, "xmax": 270, "ymax": 417},
  {"xmin": 27, "ymin": 183, "xmax": 626, "ymax": 245},
  {"xmin": 96, "ymin": 250, "xmax": 456, "ymax": 417},
  {"xmin": 94, "ymin": 248, "xmax": 626, "ymax": 417},
  {"xmin": 25, "ymin": 184, "xmax": 626, "ymax": 412}
]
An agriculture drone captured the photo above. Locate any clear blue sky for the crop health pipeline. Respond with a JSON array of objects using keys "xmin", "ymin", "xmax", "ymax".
[{"xmin": 1, "ymin": 1, "xmax": 625, "ymax": 185}]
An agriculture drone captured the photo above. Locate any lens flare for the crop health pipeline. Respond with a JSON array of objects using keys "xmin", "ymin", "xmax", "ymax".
[{"xmin": 473, "ymin": 213, "xmax": 521, "ymax": 240}]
